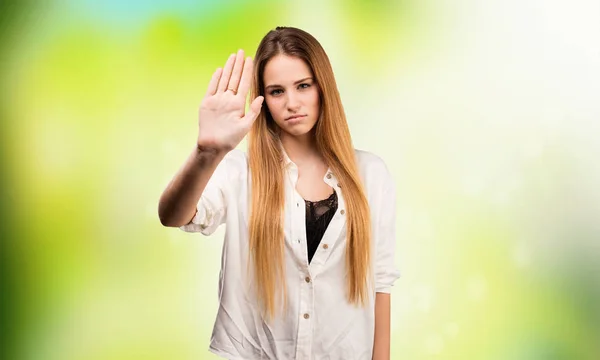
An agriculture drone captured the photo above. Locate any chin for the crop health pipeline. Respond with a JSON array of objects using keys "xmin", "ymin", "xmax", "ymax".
[{"xmin": 282, "ymin": 124, "xmax": 315, "ymax": 137}]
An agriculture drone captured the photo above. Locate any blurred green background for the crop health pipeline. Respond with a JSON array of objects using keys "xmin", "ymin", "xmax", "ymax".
[{"xmin": 1, "ymin": 0, "xmax": 599, "ymax": 359}]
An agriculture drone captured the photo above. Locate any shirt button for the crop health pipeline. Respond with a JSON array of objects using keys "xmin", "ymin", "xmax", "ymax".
[
  {"xmin": 305, "ymin": 276, "xmax": 311, "ymax": 283},
  {"xmin": 322, "ymin": 244, "xmax": 329, "ymax": 250},
  {"xmin": 340, "ymin": 209, "xmax": 345, "ymax": 215},
  {"xmin": 303, "ymin": 313, "xmax": 310, "ymax": 319},
  {"xmin": 326, "ymin": 173, "xmax": 332, "ymax": 179},
  {"xmin": 297, "ymin": 239, "xmax": 301, "ymax": 243}
]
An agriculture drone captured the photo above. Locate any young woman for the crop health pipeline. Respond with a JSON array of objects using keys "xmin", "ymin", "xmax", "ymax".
[{"xmin": 159, "ymin": 27, "xmax": 400, "ymax": 360}]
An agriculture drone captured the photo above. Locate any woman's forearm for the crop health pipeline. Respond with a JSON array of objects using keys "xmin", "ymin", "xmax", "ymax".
[
  {"xmin": 372, "ymin": 292, "xmax": 391, "ymax": 360},
  {"xmin": 158, "ymin": 147, "xmax": 226, "ymax": 227}
]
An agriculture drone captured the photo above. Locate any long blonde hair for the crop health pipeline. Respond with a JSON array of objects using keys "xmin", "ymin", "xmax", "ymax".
[{"xmin": 248, "ymin": 27, "xmax": 372, "ymax": 320}]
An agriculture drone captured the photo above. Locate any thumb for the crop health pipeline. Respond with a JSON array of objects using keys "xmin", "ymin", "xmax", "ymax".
[{"xmin": 243, "ymin": 96, "xmax": 264, "ymax": 126}]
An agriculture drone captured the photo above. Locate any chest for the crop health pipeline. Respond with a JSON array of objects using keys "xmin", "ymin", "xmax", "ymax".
[{"xmin": 295, "ymin": 163, "xmax": 334, "ymax": 201}]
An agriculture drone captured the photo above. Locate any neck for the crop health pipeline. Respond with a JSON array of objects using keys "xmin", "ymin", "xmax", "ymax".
[{"xmin": 280, "ymin": 130, "xmax": 321, "ymax": 167}]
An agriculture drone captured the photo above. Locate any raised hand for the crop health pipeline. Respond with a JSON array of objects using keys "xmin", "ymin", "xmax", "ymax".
[{"xmin": 197, "ymin": 49, "xmax": 264, "ymax": 152}]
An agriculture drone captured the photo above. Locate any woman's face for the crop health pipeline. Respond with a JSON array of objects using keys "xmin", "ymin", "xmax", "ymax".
[{"xmin": 263, "ymin": 54, "xmax": 321, "ymax": 138}]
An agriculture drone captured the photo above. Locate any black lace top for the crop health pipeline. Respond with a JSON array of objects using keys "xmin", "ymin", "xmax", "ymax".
[{"xmin": 305, "ymin": 190, "xmax": 338, "ymax": 263}]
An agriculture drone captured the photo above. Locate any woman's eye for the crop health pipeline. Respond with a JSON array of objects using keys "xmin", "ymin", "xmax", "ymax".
[
  {"xmin": 270, "ymin": 89, "xmax": 283, "ymax": 96},
  {"xmin": 299, "ymin": 83, "xmax": 310, "ymax": 89}
]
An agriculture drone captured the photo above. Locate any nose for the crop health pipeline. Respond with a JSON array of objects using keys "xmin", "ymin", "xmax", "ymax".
[{"xmin": 286, "ymin": 91, "xmax": 301, "ymax": 112}]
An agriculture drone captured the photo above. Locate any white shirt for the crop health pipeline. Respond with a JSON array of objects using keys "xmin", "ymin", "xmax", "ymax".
[{"xmin": 180, "ymin": 147, "xmax": 401, "ymax": 360}]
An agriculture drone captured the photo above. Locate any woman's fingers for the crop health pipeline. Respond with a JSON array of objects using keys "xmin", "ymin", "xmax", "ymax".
[
  {"xmin": 227, "ymin": 50, "xmax": 245, "ymax": 93},
  {"xmin": 237, "ymin": 56, "xmax": 254, "ymax": 98},
  {"xmin": 243, "ymin": 96, "xmax": 264, "ymax": 128},
  {"xmin": 217, "ymin": 53, "xmax": 236, "ymax": 92},
  {"xmin": 205, "ymin": 67, "xmax": 223, "ymax": 97}
]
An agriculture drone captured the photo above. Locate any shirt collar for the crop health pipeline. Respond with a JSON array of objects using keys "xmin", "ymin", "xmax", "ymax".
[
  {"xmin": 279, "ymin": 140, "xmax": 337, "ymax": 185},
  {"xmin": 279, "ymin": 140, "xmax": 295, "ymax": 169}
]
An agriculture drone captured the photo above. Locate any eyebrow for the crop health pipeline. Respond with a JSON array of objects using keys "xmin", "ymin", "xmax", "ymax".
[{"xmin": 264, "ymin": 77, "xmax": 314, "ymax": 91}]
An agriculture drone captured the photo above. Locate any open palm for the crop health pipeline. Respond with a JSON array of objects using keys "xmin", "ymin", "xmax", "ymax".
[{"xmin": 197, "ymin": 50, "xmax": 264, "ymax": 152}]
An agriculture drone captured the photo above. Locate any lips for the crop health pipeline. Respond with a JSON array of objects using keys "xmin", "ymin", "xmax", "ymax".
[{"xmin": 285, "ymin": 115, "xmax": 306, "ymax": 121}]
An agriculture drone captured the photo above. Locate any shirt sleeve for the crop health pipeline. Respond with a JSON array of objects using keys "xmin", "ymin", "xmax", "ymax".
[
  {"xmin": 178, "ymin": 151, "xmax": 232, "ymax": 236},
  {"xmin": 374, "ymin": 164, "xmax": 401, "ymax": 293}
]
